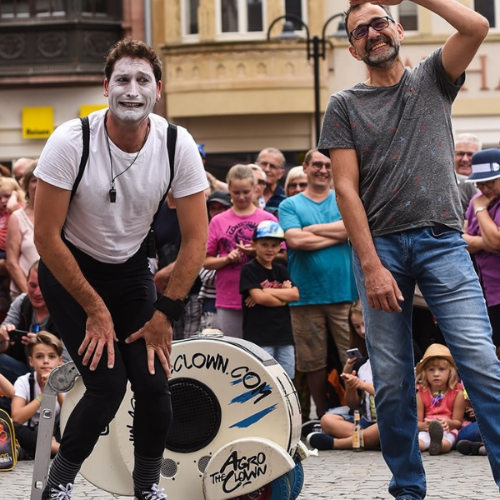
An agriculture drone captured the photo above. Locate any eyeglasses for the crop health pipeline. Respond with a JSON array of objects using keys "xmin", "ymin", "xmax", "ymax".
[
  {"xmin": 310, "ymin": 161, "xmax": 331, "ymax": 170},
  {"xmin": 349, "ymin": 16, "xmax": 394, "ymax": 41},
  {"xmin": 288, "ymin": 182, "xmax": 307, "ymax": 189},
  {"xmin": 259, "ymin": 160, "xmax": 282, "ymax": 171},
  {"xmin": 455, "ymin": 151, "xmax": 475, "ymax": 157},
  {"xmin": 476, "ymin": 179, "xmax": 496, "ymax": 188}
]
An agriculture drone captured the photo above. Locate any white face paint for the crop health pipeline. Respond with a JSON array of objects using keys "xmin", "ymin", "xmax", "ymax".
[{"xmin": 105, "ymin": 57, "xmax": 159, "ymax": 123}]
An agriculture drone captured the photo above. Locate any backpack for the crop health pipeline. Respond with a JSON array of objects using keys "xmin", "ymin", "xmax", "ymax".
[
  {"xmin": 0, "ymin": 408, "xmax": 18, "ymax": 471},
  {"xmin": 73, "ymin": 116, "xmax": 178, "ymax": 258}
]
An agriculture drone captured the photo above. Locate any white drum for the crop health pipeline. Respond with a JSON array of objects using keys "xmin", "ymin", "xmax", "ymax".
[{"xmin": 60, "ymin": 334, "xmax": 303, "ymax": 499}]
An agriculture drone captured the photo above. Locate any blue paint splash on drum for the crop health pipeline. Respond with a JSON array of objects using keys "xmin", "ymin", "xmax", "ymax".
[
  {"xmin": 230, "ymin": 385, "xmax": 272, "ymax": 404},
  {"xmin": 229, "ymin": 405, "xmax": 277, "ymax": 428}
]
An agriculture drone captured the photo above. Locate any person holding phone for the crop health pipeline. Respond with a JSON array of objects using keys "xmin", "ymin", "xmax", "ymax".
[
  {"xmin": 0, "ymin": 260, "xmax": 64, "ymax": 385},
  {"xmin": 307, "ymin": 301, "xmax": 380, "ymax": 450}
]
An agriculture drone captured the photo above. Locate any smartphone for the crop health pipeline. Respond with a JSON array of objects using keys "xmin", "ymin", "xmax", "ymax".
[
  {"xmin": 8, "ymin": 329, "xmax": 28, "ymax": 343},
  {"xmin": 346, "ymin": 348, "xmax": 362, "ymax": 359}
]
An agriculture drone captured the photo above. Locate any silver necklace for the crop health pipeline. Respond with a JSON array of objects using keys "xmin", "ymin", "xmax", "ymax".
[{"xmin": 104, "ymin": 119, "xmax": 150, "ymax": 203}]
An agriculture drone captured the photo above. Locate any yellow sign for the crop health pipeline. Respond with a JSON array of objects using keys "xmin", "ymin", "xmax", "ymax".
[
  {"xmin": 80, "ymin": 104, "xmax": 108, "ymax": 117},
  {"xmin": 22, "ymin": 106, "xmax": 53, "ymax": 139}
]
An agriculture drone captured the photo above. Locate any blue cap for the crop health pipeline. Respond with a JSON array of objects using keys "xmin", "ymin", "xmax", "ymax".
[
  {"xmin": 197, "ymin": 143, "xmax": 206, "ymax": 159},
  {"xmin": 253, "ymin": 220, "xmax": 285, "ymax": 241},
  {"xmin": 467, "ymin": 148, "xmax": 500, "ymax": 182}
]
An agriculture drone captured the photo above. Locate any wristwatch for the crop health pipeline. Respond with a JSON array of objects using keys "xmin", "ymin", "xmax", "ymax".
[
  {"xmin": 475, "ymin": 206, "xmax": 487, "ymax": 215},
  {"xmin": 154, "ymin": 296, "xmax": 185, "ymax": 321}
]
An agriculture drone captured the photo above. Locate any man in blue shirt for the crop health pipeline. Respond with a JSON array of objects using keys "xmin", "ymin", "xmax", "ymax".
[{"xmin": 279, "ymin": 149, "xmax": 357, "ymax": 418}]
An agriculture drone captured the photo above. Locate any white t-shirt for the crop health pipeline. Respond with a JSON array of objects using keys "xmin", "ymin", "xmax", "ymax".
[
  {"xmin": 14, "ymin": 372, "xmax": 61, "ymax": 427},
  {"xmin": 35, "ymin": 108, "xmax": 208, "ymax": 263}
]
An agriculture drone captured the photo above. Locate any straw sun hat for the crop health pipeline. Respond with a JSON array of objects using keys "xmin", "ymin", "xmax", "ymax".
[{"xmin": 416, "ymin": 343, "xmax": 456, "ymax": 372}]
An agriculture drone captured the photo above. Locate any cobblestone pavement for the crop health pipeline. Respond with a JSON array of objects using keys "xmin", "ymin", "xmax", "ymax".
[{"xmin": 3, "ymin": 449, "xmax": 497, "ymax": 499}]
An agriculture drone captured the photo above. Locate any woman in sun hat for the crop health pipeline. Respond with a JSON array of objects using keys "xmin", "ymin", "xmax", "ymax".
[{"xmin": 463, "ymin": 148, "xmax": 500, "ymax": 346}]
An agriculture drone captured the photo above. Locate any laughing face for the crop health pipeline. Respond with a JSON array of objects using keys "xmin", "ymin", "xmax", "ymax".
[
  {"xmin": 104, "ymin": 57, "xmax": 161, "ymax": 123},
  {"xmin": 348, "ymin": 5, "xmax": 403, "ymax": 69}
]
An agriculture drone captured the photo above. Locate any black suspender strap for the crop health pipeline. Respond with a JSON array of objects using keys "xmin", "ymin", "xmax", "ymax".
[
  {"xmin": 71, "ymin": 116, "xmax": 90, "ymax": 201},
  {"xmin": 147, "ymin": 122, "xmax": 177, "ymax": 258}
]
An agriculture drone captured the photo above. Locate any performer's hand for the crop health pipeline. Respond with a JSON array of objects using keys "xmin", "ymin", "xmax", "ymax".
[
  {"xmin": 78, "ymin": 305, "xmax": 117, "ymax": 371},
  {"xmin": 125, "ymin": 310, "xmax": 172, "ymax": 377},
  {"xmin": 364, "ymin": 265, "xmax": 403, "ymax": 313}
]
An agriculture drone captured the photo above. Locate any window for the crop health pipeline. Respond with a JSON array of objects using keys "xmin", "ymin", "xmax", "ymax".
[
  {"xmin": 82, "ymin": 0, "xmax": 115, "ymax": 16},
  {"xmin": 218, "ymin": 0, "xmax": 263, "ymax": 34},
  {"xmin": 184, "ymin": 0, "xmax": 199, "ymax": 35},
  {"xmin": 0, "ymin": 0, "xmax": 66, "ymax": 18},
  {"xmin": 1, "ymin": 0, "xmax": 29, "ymax": 18},
  {"xmin": 285, "ymin": 0, "xmax": 303, "ymax": 31},
  {"xmin": 475, "ymin": 0, "xmax": 496, "ymax": 28},
  {"xmin": 397, "ymin": 0, "xmax": 418, "ymax": 31}
]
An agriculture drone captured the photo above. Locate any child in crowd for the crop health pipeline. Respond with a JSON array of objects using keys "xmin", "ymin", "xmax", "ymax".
[
  {"xmin": 416, "ymin": 343, "xmax": 465, "ymax": 455},
  {"xmin": 198, "ymin": 190, "xmax": 232, "ymax": 331},
  {"xmin": 239, "ymin": 221, "xmax": 298, "ymax": 379},
  {"xmin": 306, "ymin": 301, "xmax": 380, "ymax": 450},
  {"xmin": 11, "ymin": 332, "xmax": 64, "ymax": 459},
  {"xmin": 205, "ymin": 164, "xmax": 279, "ymax": 338}
]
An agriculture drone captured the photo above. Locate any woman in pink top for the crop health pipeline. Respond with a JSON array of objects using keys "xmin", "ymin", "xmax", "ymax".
[
  {"xmin": 416, "ymin": 344, "xmax": 465, "ymax": 455},
  {"xmin": 205, "ymin": 164, "xmax": 278, "ymax": 338},
  {"xmin": 7, "ymin": 161, "xmax": 40, "ymax": 299}
]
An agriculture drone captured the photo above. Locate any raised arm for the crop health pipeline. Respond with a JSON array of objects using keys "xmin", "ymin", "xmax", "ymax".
[
  {"xmin": 331, "ymin": 148, "xmax": 403, "ymax": 312},
  {"xmin": 415, "ymin": 0, "xmax": 489, "ymax": 82}
]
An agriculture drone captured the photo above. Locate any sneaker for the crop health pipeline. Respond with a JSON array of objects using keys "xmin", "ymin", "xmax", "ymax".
[
  {"xmin": 41, "ymin": 483, "xmax": 73, "ymax": 499},
  {"xmin": 428, "ymin": 420, "xmax": 443, "ymax": 456},
  {"xmin": 301, "ymin": 419, "xmax": 321, "ymax": 438},
  {"xmin": 306, "ymin": 431, "xmax": 334, "ymax": 450},
  {"xmin": 456, "ymin": 439, "xmax": 486, "ymax": 456},
  {"xmin": 135, "ymin": 483, "xmax": 167, "ymax": 500}
]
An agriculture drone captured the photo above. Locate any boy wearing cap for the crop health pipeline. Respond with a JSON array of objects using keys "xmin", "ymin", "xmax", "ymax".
[
  {"xmin": 239, "ymin": 220, "xmax": 299, "ymax": 379},
  {"xmin": 464, "ymin": 148, "xmax": 500, "ymax": 346}
]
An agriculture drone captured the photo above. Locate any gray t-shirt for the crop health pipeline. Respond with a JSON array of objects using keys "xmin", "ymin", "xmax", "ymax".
[{"xmin": 318, "ymin": 49, "xmax": 464, "ymax": 237}]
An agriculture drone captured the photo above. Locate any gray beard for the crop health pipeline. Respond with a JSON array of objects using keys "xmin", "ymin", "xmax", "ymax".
[{"xmin": 362, "ymin": 43, "xmax": 400, "ymax": 69}]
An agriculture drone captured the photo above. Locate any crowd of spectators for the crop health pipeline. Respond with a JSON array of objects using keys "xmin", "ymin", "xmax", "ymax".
[{"xmin": 1, "ymin": 131, "xmax": 499, "ymax": 465}]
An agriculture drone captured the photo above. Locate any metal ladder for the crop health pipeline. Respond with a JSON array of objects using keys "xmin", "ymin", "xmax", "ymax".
[{"xmin": 30, "ymin": 362, "xmax": 80, "ymax": 500}]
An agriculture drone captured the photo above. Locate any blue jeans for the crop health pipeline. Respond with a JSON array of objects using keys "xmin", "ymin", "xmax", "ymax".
[
  {"xmin": 353, "ymin": 227, "xmax": 500, "ymax": 499},
  {"xmin": 458, "ymin": 421, "xmax": 482, "ymax": 442},
  {"xmin": 261, "ymin": 344, "xmax": 295, "ymax": 379}
]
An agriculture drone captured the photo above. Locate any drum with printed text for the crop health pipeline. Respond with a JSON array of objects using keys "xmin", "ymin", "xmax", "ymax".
[{"xmin": 60, "ymin": 333, "xmax": 303, "ymax": 500}]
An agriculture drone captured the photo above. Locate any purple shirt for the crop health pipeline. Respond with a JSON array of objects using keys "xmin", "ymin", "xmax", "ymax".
[{"xmin": 465, "ymin": 194, "xmax": 500, "ymax": 307}]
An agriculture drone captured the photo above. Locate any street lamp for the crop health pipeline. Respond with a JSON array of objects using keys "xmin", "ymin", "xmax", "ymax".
[{"xmin": 267, "ymin": 13, "xmax": 346, "ymax": 145}]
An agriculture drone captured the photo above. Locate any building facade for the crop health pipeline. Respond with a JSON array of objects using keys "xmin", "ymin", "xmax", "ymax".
[
  {"xmin": 0, "ymin": 0, "xmax": 146, "ymax": 166},
  {"xmin": 1, "ymin": 0, "xmax": 499, "ymax": 173},
  {"xmin": 156, "ymin": 0, "xmax": 500, "ymax": 175}
]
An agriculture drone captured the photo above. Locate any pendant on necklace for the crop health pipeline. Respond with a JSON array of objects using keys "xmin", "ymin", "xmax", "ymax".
[{"xmin": 109, "ymin": 187, "xmax": 117, "ymax": 203}]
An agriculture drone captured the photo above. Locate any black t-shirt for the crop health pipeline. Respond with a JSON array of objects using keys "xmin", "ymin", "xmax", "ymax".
[{"xmin": 239, "ymin": 259, "xmax": 294, "ymax": 346}]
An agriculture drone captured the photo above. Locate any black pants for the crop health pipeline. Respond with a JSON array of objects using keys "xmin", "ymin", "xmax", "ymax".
[
  {"xmin": 14, "ymin": 416, "xmax": 61, "ymax": 459},
  {"xmin": 38, "ymin": 242, "xmax": 172, "ymax": 463}
]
